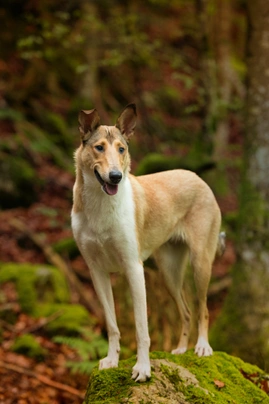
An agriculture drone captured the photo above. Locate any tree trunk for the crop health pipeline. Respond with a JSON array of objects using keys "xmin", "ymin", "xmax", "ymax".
[
  {"xmin": 213, "ymin": 0, "xmax": 233, "ymax": 160},
  {"xmin": 210, "ymin": 0, "xmax": 269, "ymax": 369},
  {"xmin": 212, "ymin": 0, "xmax": 245, "ymax": 160}
]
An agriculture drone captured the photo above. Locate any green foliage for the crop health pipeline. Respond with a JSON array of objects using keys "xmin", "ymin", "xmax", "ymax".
[
  {"xmin": 0, "ymin": 108, "xmax": 24, "ymax": 121},
  {"xmin": 54, "ymin": 328, "xmax": 108, "ymax": 375},
  {"xmin": 53, "ymin": 237, "xmax": 79, "ymax": 259},
  {"xmin": 0, "ymin": 152, "xmax": 41, "ymax": 208},
  {"xmin": 0, "ymin": 113, "xmax": 74, "ymax": 208},
  {"xmin": 17, "ymin": 9, "xmax": 82, "ymax": 64},
  {"xmin": 15, "ymin": 121, "xmax": 73, "ymax": 170},
  {"xmin": 11, "ymin": 334, "xmax": 47, "ymax": 360}
]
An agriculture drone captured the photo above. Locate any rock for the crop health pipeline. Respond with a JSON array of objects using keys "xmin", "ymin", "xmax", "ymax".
[{"xmin": 83, "ymin": 350, "xmax": 269, "ymax": 403}]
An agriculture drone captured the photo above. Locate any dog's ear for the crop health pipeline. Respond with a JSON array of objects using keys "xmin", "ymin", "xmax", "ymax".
[
  {"xmin": 116, "ymin": 103, "xmax": 137, "ymax": 139},
  {"xmin": 78, "ymin": 109, "xmax": 100, "ymax": 137}
]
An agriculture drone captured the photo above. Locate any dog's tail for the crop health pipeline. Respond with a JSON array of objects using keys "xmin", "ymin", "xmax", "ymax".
[{"xmin": 216, "ymin": 231, "xmax": 226, "ymax": 258}]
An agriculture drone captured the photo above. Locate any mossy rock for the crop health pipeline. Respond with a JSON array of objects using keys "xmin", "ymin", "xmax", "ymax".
[
  {"xmin": 0, "ymin": 263, "xmax": 95, "ymax": 335},
  {"xmin": 135, "ymin": 152, "xmax": 215, "ymax": 176},
  {"xmin": 0, "ymin": 263, "xmax": 70, "ymax": 313},
  {"xmin": 11, "ymin": 333, "xmax": 47, "ymax": 360},
  {"xmin": 83, "ymin": 351, "xmax": 269, "ymax": 404}
]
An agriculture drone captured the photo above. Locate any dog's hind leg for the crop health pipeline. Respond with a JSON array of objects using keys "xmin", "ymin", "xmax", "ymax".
[
  {"xmin": 190, "ymin": 249, "xmax": 213, "ymax": 357},
  {"xmin": 154, "ymin": 241, "xmax": 191, "ymax": 355},
  {"xmin": 188, "ymin": 212, "xmax": 221, "ymax": 356},
  {"xmin": 89, "ymin": 268, "xmax": 121, "ymax": 369},
  {"xmin": 187, "ymin": 222, "xmax": 218, "ymax": 356}
]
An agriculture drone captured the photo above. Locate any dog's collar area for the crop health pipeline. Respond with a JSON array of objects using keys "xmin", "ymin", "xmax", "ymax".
[{"xmin": 94, "ymin": 169, "xmax": 119, "ymax": 196}]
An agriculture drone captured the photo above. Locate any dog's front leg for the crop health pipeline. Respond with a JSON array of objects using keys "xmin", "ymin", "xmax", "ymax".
[
  {"xmin": 89, "ymin": 268, "xmax": 120, "ymax": 369},
  {"xmin": 126, "ymin": 262, "xmax": 151, "ymax": 382}
]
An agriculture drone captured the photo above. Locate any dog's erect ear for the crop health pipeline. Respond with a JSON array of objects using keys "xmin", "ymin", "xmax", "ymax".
[
  {"xmin": 78, "ymin": 109, "xmax": 100, "ymax": 136},
  {"xmin": 116, "ymin": 103, "xmax": 137, "ymax": 139}
]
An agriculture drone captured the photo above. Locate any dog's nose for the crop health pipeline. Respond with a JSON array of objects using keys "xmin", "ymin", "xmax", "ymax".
[{"xmin": 109, "ymin": 170, "xmax": 122, "ymax": 184}]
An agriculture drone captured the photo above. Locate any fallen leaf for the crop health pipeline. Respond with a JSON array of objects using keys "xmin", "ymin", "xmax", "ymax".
[
  {"xmin": 214, "ymin": 379, "xmax": 225, "ymax": 388},
  {"xmin": 260, "ymin": 379, "xmax": 269, "ymax": 393}
]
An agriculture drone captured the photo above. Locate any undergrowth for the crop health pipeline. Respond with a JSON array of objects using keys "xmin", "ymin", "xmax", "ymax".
[{"xmin": 53, "ymin": 327, "xmax": 108, "ymax": 374}]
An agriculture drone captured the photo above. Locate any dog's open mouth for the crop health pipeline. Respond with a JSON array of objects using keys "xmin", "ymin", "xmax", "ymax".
[{"xmin": 94, "ymin": 169, "xmax": 118, "ymax": 196}]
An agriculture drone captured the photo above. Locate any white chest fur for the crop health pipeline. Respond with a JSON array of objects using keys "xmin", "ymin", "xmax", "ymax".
[{"xmin": 71, "ymin": 176, "xmax": 139, "ymax": 273}]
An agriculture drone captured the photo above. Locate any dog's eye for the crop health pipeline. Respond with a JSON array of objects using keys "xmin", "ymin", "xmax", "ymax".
[
  {"xmin": 119, "ymin": 147, "xmax": 125, "ymax": 154},
  {"xmin": 95, "ymin": 145, "xmax": 104, "ymax": 152}
]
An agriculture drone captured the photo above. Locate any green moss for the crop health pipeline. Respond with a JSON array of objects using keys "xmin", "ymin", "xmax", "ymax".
[
  {"xmin": 11, "ymin": 333, "xmax": 47, "ymax": 360},
  {"xmin": 84, "ymin": 356, "xmax": 140, "ymax": 403},
  {"xmin": 35, "ymin": 303, "xmax": 94, "ymax": 335},
  {"xmin": 84, "ymin": 351, "xmax": 269, "ymax": 403},
  {"xmin": 152, "ymin": 351, "xmax": 269, "ymax": 404},
  {"xmin": 0, "ymin": 263, "xmax": 70, "ymax": 313}
]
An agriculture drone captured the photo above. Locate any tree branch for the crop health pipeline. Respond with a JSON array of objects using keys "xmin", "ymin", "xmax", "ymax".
[{"xmin": 0, "ymin": 360, "xmax": 85, "ymax": 399}]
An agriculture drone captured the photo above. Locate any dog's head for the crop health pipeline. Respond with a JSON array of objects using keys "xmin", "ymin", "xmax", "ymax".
[{"xmin": 77, "ymin": 104, "xmax": 136, "ymax": 196}]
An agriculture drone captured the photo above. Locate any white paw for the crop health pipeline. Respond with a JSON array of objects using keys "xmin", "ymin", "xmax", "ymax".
[
  {"xmin": 99, "ymin": 356, "xmax": 118, "ymax": 370},
  {"xmin": 132, "ymin": 362, "xmax": 151, "ymax": 382},
  {"xmin": 172, "ymin": 346, "xmax": 187, "ymax": 355},
  {"xmin": 195, "ymin": 337, "xmax": 213, "ymax": 357}
]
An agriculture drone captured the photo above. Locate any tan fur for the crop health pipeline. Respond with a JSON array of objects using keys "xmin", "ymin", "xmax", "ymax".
[{"xmin": 71, "ymin": 104, "xmax": 224, "ymax": 382}]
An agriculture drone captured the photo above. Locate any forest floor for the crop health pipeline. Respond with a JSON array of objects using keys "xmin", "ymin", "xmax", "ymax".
[{"xmin": 0, "ymin": 155, "xmax": 236, "ymax": 404}]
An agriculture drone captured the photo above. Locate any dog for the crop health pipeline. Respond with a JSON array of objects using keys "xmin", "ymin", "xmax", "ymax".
[{"xmin": 71, "ymin": 104, "xmax": 225, "ymax": 382}]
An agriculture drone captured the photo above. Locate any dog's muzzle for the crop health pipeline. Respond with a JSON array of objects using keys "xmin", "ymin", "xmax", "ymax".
[{"xmin": 94, "ymin": 169, "xmax": 122, "ymax": 196}]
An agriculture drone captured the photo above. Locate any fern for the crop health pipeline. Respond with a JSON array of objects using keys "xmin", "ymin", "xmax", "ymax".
[
  {"xmin": 53, "ymin": 328, "xmax": 108, "ymax": 374},
  {"xmin": 66, "ymin": 360, "xmax": 99, "ymax": 374}
]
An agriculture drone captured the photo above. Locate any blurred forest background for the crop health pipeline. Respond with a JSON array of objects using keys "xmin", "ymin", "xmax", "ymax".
[{"xmin": 1, "ymin": 0, "xmax": 269, "ymax": 402}]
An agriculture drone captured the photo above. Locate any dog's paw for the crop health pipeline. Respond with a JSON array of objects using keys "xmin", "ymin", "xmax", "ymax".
[
  {"xmin": 99, "ymin": 356, "xmax": 118, "ymax": 370},
  {"xmin": 195, "ymin": 337, "xmax": 213, "ymax": 357},
  {"xmin": 132, "ymin": 362, "xmax": 151, "ymax": 382},
  {"xmin": 171, "ymin": 346, "xmax": 187, "ymax": 355}
]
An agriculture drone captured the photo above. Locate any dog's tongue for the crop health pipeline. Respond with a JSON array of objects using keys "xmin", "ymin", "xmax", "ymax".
[{"xmin": 103, "ymin": 183, "xmax": 118, "ymax": 196}]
